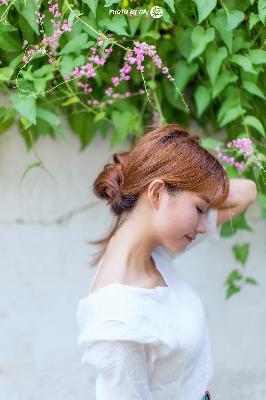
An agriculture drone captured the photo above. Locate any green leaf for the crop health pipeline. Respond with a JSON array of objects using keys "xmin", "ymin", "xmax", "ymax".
[
  {"xmin": 193, "ymin": 0, "xmax": 217, "ymax": 23},
  {"xmin": 11, "ymin": 93, "xmax": 36, "ymax": 125},
  {"xmin": 219, "ymin": 105, "xmax": 245, "ymax": 126},
  {"xmin": 220, "ymin": 211, "xmax": 253, "ymax": 236},
  {"xmin": 33, "ymin": 64, "xmax": 56, "ymax": 78},
  {"xmin": 248, "ymin": 49, "xmax": 266, "ymax": 65},
  {"xmin": 20, "ymin": 116, "xmax": 33, "ymax": 130},
  {"xmin": 104, "ymin": 0, "xmax": 120, "ymax": 6},
  {"xmin": 225, "ymin": 269, "xmax": 243, "ymax": 285},
  {"xmin": 201, "ymin": 138, "xmax": 224, "ymax": 150},
  {"xmin": 0, "ymin": 107, "xmax": 16, "ymax": 134},
  {"xmin": 62, "ymin": 96, "xmax": 79, "ymax": 106},
  {"xmin": 225, "ymin": 284, "xmax": 241, "ymax": 299},
  {"xmin": 188, "ymin": 26, "xmax": 215, "ymax": 62},
  {"xmin": 227, "ymin": 10, "xmax": 245, "ymax": 29},
  {"xmin": 214, "ymin": 9, "xmax": 244, "ymax": 31},
  {"xmin": 245, "ymin": 276, "xmax": 258, "ymax": 285},
  {"xmin": 36, "ymin": 107, "xmax": 60, "ymax": 127},
  {"xmin": 230, "ymin": 54, "xmax": 256, "ymax": 74},
  {"xmin": 99, "ymin": 15, "xmax": 129, "ymax": 36},
  {"xmin": 111, "ymin": 110, "xmax": 131, "ymax": 146},
  {"xmin": 258, "ymin": 0, "xmax": 266, "ymax": 24},
  {"xmin": 194, "ymin": 85, "xmax": 211, "ymax": 116},
  {"xmin": 140, "ymin": 31, "xmax": 160, "ymax": 40},
  {"xmin": 0, "ymin": 23, "xmax": 17, "ymax": 33},
  {"xmin": 249, "ymin": 12, "xmax": 260, "ymax": 29},
  {"xmin": 258, "ymin": 192, "xmax": 266, "ymax": 218},
  {"xmin": 212, "ymin": 69, "xmax": 238, "ymax": 98},
  {"xmin": 68, "ymin": 111, "xmax": 96, "ymax": 150},
  {"xmin": 174, "ymin": 60, "xmax": 199, "ymax": 91},
  {"xmin": 128, "ymin": 15, "xmax": 142, "ymax": 36},
  {"xmin": 20, "ymin": 161, "xmax": 43, "ymax": 185},
  {"xmin": 68, "ymin": 9, "xmax": 81, "ymax": 25},
  {"xmin": 175, "ymin": 27, "xmax": 193, "ymax": 60},
  {"xmin": 0, "ymin": 29, "xmax": 21, "ymax": 52},
  {"xmin": 233, "ymin": 243, "xmax": 249, "ymax": 265},
  {"xmin": 206, "ymin": 45, "xmax": 227, "ymax": 85},
  {"xmin": 164, "ymin": 0, "xmax": 175, "ymax": 13},
  {"xmin": 9, "ymin": 54, "xmax": 22, "ymax": 70},
  {"xmin": 0, "ymin": 67, "xmax": 14, "ymax": 82},
  {"xmin": 242, "ymin": 115, "xmax": 265, "ymax": 136},
  {"xmin": 94, "ymin": 111, "xmax": 106, "ymax": 123},
  {"xmin": 209, "ymin": 9, "xmax": 244, "ymax": 52},
  {"xmin": 82, "ymin": 0, "xmax": 98, "ymax": 16},
  {"xmin": 79, "ymin": 15, "xmax": 98, "ymax": 39},
  {"xmin": 59, "ymin": 33, "xmax": 89, "ymax": 54},
  {"xmin": 20, "ymin": 0, "xmax": 39, "ymax": 35},
  {"xmin": 243, "ymin": 81, "xmax": 265, "ymax": 99},
  {"xmin": 147, "ymin": 80, "xmax": 157, "ymax": 90},
  {"xmin": 232, "ymin": 29, "xmax": 252, "ymax": 53}
]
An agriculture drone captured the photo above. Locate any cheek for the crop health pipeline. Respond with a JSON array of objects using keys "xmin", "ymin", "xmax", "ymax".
[{"xmin": 154, "ymin": 203, "xmax": 195, "ymax": 239}]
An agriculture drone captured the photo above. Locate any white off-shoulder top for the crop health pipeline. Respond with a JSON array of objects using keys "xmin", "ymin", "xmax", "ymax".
[{"xmin": 76, "ymin": 208, "xmax": 221, "ymax": 400}]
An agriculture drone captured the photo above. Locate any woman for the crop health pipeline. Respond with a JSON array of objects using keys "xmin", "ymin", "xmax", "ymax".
[{"xmin": 76, "ymin": 124, "xmax": 257, "ymax": 399}]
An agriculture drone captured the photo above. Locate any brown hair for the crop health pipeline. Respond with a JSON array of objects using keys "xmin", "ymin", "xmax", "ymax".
[{"xmin": 88, "ymin": 123, "xmax": 229, "ymax": 267}]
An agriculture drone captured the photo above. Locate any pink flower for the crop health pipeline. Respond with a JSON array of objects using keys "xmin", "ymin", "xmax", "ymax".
[
  {"xmin": 227, "ymin": 138, "xmax": 253, "ymax": 157},
  {"xmin": 105, "ymin": 87, "xmax": 113, "ymax": 96},
  {"xmin": 111, "ymin": 77, "xmax": 120, "ymax": 86}
]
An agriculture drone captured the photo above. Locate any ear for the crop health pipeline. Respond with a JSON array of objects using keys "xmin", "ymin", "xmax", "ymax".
[{"xmin": 147, "ymin": 179, "xmax": 165, "ymax": 209}]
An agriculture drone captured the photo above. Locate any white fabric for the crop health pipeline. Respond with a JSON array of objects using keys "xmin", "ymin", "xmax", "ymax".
[{"xmin": 76, "ymin": 208, "xmax": 220, "ymax": 400}]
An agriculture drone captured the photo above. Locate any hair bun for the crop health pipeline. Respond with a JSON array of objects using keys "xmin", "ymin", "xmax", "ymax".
[{"xmin": 93, "ymin": 151, "xmax": 130, "ymax": 215}]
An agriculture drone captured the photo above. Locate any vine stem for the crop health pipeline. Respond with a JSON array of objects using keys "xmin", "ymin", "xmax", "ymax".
[
  {"xmin": 140, "ymin": 69, "xmax": 151, "ymax": 103},
  {"xmin": 19, "ymin": 130, "xmax": 57, "ymax": 191},
  {"xmin": 0, "ymin": 0, "xmax": 14, "ymax": 22}
]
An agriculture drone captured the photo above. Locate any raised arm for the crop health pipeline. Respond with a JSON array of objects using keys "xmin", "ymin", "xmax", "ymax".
[{"xmin": 216, "ymin": 178, "xmax": 258, "ymax": 225}]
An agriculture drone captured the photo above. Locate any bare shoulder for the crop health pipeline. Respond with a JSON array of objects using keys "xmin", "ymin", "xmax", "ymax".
[{"xmin": 90, "ymin": 258, "xmax": 165, "ymax": 293}]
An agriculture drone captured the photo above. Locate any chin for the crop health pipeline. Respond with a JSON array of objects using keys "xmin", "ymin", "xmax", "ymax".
[{"xmin": 165, "ymin": 241, "xmax": 185, "ymax": 254}]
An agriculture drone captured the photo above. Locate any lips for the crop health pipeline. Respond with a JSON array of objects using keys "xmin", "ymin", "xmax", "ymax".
[{"xmin": 185, "ymin": 235, "xmax": 195, "ymax": 243}]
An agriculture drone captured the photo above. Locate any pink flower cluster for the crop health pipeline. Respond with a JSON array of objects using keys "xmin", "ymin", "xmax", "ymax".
[
  {"xmin": 87, "ymin": 89, "xmax": 145, "ymax": 106},
  {"xmin": 215, "ymin": 146, "xmax": 247, "ymax": 172},
  {"xmin": 77, "ymin": 82, "xmax": 93, "ymax": 94},
  {"xmin": 227, "ymin": 138, "xmax": 253, "ymax": 157},
  {"xmin": 104, "ymin": 40, "xmax": 175, "ymax": 98},
  {"xmin": 126, "ymin": 41, "xmax": 174, "ymax": 81},
  {"xmin": 104, "ymin": 63, "xmax": 132, "ymax": 96},
  {"xmin": 22, "ymin": 0, "xmax": 72, "ymax": 64},
  {"xmin": 215, "ymin": 137, "xmax": 255, "ymax": 172},
  {"xmin": 0, "ymin": 0, "xmax": 9, "ymax": 5},
  {"xmin": 65, "ymin": 34, "xmax": 114, "ymax": 86}
]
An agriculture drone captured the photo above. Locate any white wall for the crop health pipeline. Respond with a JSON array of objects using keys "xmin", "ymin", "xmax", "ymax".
[{"xmin": 0, "ymin": 108, "xmax": 265, "ymax": 400}]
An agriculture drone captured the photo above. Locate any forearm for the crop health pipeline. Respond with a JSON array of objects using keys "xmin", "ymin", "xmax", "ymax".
[{"xmin": 218, "ymin": 178, "xmax": 258, "ymax": 209}]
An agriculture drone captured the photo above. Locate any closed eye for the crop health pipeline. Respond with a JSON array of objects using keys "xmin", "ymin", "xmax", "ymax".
[{"xmin": 196, "ymin": 206, "xmax": 207, "ymax": 215}]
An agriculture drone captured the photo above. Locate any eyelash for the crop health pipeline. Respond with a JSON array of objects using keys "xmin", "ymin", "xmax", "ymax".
[{"xmin": 196, "ymin": 206, "xmax": 206, "ymax": 215}]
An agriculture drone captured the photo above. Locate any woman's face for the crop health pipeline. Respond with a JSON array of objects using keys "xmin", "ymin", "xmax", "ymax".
[{"xmin": 149, "ymin": 180, "xmax": 218, "ymax": 254}]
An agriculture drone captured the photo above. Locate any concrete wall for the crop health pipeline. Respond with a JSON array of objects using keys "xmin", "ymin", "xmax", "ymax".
[{"xmin": 0, "ymin": 112, "xmax": 265, "ymax": 400}]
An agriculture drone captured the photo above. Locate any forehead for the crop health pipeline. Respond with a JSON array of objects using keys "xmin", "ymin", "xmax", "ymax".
[{"xmin": 194, "ymin": 185, "xmax": 219, "ymax": 205}]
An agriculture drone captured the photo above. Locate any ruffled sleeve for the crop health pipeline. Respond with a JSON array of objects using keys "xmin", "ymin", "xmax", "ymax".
[{"xmin": 76, "ymin": 286, "xmax": 166, "ymax": 399}]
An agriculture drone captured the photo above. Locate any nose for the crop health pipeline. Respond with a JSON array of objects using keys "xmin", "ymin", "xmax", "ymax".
[{"xmin": 196, "ymin": 215, "xmax": 208, "ymax": 234}]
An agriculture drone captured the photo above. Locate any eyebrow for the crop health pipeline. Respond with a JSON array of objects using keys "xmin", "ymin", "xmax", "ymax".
[{"xmin": 199, "ymin": 195, "xmax": 211, "ymax": 204}]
